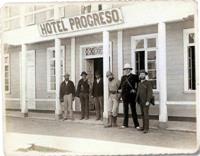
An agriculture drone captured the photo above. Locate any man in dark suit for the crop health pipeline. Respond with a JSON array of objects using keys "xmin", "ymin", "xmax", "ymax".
[
  {"xmin": 76, "ymin": 71, "xmax": 90, "ymax": 120},
  {"xmin": 59, "ymin": 73, "xmax": 75, "ymax": 120},
  {"xmin": 92, "ymin": 72, "xmax": 104, "ymax": 121},
  {"xmin": 136, "ymin": 70, "xmax": 153, "ymax": 133},
  {"xmin": 118, "ymin": 63, "xmax": 140, "ymax": 129}
]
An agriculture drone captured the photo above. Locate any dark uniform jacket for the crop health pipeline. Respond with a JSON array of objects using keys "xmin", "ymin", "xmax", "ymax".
[
  {"xmin": 76, "ymin": 79, "xmax": 90, "ymax": 97},
  {"xmin": 119, "ymin": 73, "xmax": 139, "ymax": 103},
  {"xmin": 92, "ymin": 78, "xmax": 103, "ymax": 97},
  {"xmin": 135, "ymin": 80, "xmax": 153, "ymax": 106},
  {"xmin": 59, "ymin": 80, "xmax": 75, "ymax": 102}
]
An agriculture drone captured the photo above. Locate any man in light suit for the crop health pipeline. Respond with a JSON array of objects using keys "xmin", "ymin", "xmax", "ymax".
[{"xmin": 60, "ymin": 73, "xmax": 75, "ymax": 120}]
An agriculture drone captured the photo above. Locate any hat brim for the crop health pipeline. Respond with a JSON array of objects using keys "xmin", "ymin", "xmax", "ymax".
[
  {"xmin": 123, "ymin": 68, "xmax": 132, "ymax": 70},
  {"xmin": 81, "ymin": 73, "xmax": 87, "ymax": 76}
]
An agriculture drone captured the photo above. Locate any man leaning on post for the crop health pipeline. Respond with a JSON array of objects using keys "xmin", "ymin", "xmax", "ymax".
[{"xmin": 59, "ymin": 73, "xmax": 75, "ymax": 120}]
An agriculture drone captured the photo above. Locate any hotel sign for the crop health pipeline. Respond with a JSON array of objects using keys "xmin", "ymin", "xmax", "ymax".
[{"xmin": 38, "ymin": 8, "xmax": 123, "ymax": 37}]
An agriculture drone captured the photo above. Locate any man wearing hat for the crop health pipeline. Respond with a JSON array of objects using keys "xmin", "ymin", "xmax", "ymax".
[
  {"xmin": 118, "ymin": 63, "xmax": 140, "ymax": 129},
  {"xmin": 92, "ymin": 72, "xmax": 104, "ymax": 120},
  {"xmin": 105, "ymin": 71, "xmax": 121, "ymax": 127},
  {"xmin": 59, "ymin": 73, "xmax": 75, "ymax": 120},
  {"xmin": 136, "ymin": 70, "xmax": 153, "ymax": 133},
  {"xmin": 76, "ymin": 71, "xmax": 90, "ymax": 120}
]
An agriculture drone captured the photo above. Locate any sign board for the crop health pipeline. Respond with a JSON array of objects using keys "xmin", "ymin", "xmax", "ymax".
[{"xmin": 38, "ymin": 8, "xmax": 123, "ymax": 37}]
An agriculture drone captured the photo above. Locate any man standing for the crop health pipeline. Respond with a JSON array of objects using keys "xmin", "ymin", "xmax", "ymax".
[
  {"xmin": 105, "ymin": 71, "xmax": 120, "ymax": 128},
  {"xmin": 59, "ymin": 73, "xmax": 75, "ymax": 120},
  {"xmin": 76, "ymin": 71, "xmax": 90, "ymax": 120},
  {"xmin": 92, "ymin": 72, "xmax": 104, "ymax": 121},
  {"xmin": 136, "ymin": 70, "xmax": 153, "ymax": 133},
  {"xmin": 119, "ymin": 63, "xmax": 140, "ymax": 129}
]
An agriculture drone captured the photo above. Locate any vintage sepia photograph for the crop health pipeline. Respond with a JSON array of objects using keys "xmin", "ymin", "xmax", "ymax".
[{"xmin": 0, "ymin": 0, "xmax": 200, "ymax": 155}]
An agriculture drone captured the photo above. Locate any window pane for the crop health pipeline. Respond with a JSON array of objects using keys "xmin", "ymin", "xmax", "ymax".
[
  {"xmin": 188, "ymin": 46, "xmax": 196, "ymax": 90},
  {"xmin": 136, "ymin": 51, "xmax": 145, "ymax": 74},
  {"xmin": 149, "ymin": 80, "xmax": 156, "ymax": 89},
  {"xmin": 9, "ymin": 18, "xmax": 20, "ymax": 29},
  {"xmin": 147, "ymin": 38, "xmax": 156, "ymax": 48},
  {"xmin": 5, "ymin": 66, "xmax": 8, "ymax": 71},
  {"xmin": 189, "ymin": 33, "xmax": 195, "ymax": 44},
  {"xmin": 148, "ymin": 70, "xmax": 156, "ymax": 79},
  {"xmin": 9, "ymin": 7, "xmax": 20, "ymax": 17},
  {"xmin": 136, "ymin": 39, "xmax": 144, "ymax": 49},
  {"xmin": 50, "ymin": 68, "xmax": 55, "ymax": 75},
  {"xmin": 148, "ymin": 61, "xmax": 156, "ymax": 70},
  {"xmin": 5, "ymin": 85, "xmax": 9, "ymax": 91},
  {"xmin": 51, "ymin": 83, "xmax": 56, "ymax": 90},
  {"xmin": 25, "ymin": 14, "xmax": 34, "ymax": 25},
  {"xmin": 46, "ymin": 9, "xmax": 54, "ymax": 20},
  {"xmin": 5, "ymin": 57, "xmax": 9, "ymax": 64},
  {"xmin": 50, "ymin": 61, "xmax": 55, "ymax": 67},
  {"xmin": 5, "ymin": 72, "xmax": 8, "ymax": 77},
  {"xmin": 148, "ymin": 51, "xmax": 156, "ymax": 60},
  {"xmin": 5, "ymin": 79, "xmax": 9, "ymax": 84},
  {"xmin": 50, "ymin": 76, "xmax": 55, "ymax": 82}
]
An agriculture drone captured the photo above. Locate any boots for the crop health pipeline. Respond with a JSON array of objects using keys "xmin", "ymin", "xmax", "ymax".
[
  {"xmin": 104, "ymin": 115, "xmax": 112, "ymax": 128},
  {"xmin": 112, "ymin": 116, "xmax": 118, "ymax": 127}
]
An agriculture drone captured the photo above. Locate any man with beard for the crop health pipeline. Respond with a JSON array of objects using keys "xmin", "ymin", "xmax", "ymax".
[
  {"xmin": 59, "ymin": 73, "xmax": 75, "ymax": 120},
  {"xmin": 104, "ymin": 71, "xmax": 120, "ymax": 128},
  {"xmin": 118, "ymin": 63, "xmax": 140, "ymax": 130},
  {"xmin": 76, "ymin": 71, "xmax": 90, "ymax": 120},
  {"xmin": 136, "ymin": 70, "xmax": 153, "ymax": 133}
]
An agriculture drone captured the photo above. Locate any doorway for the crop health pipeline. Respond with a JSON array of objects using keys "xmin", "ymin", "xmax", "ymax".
[
  {"xmin": 86, "ymin": 58, "xmax": 103, "ymax": 111},
  {"xmin": 93, "ymin": 58, "xmax": 103, "ymax": 78}
]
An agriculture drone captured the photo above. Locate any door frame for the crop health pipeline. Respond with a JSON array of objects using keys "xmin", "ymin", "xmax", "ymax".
[{"xmin": 79, "ymin": 42, "xmax": 113, "ymax": 77}]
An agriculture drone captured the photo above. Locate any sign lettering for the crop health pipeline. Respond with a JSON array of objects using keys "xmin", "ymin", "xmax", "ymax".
[{"xmin": 38, "ymin": 8, "xmax": 123, "ymax": 36}]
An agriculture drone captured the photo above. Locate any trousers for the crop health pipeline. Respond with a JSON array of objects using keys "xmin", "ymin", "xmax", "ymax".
[
  {"xmin": 80, "ymin": 93, "xmax": 89, "ymax": 118},
  {"xmin": 62, "ymin": 94, "xmax": 73, "ymax": 119},
  {"xmin": 139, "ymin": 104, "xmax": 150, "ymax": 130},
  {"xmin": 94, "ymin": 96, "xmax": 103, "ymax": 119},
  {"xmin": 123, "ymin": 100, "xmax": 139, "ymax": 128}
]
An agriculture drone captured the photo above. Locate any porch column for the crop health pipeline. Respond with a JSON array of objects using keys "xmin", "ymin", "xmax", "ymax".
[
  {"xmin": 195, "ymin": 1, "xmax": 200, "ymax": 146},
  {"xmin": 55, "ymin": 38, "xmax": 62, "ymax": 119},
  {"xmin": 117, "ymin": 30, "xmax": 123, "ymax": 79},
  {"xmin": 158, "ymin": 22, "xmax": 168, "ymax": 127},
  {"xmin": 71, "ymin": 37, "xmax": 76, "ymax": 110},
  {"xmin": 20, "ymin": 44, "xmax": 28, "ymax": 117},
  {"xmin": 103, "ymin": 31, "xmax": 110, "ymax": 120}
]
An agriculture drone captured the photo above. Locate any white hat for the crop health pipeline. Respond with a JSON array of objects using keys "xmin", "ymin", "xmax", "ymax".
[{"xmin": 123, "ymin": 63, "xmax": 132, "ymax": 70}]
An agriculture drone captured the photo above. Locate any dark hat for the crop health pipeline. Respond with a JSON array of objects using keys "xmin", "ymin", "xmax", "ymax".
[
  {"xmin": 139, "ymin": 70, "xmax": 148, "ymax": 75},
  {"xmin": 81, "ymin": 71, "xmax": 87, "ymax": 76}
]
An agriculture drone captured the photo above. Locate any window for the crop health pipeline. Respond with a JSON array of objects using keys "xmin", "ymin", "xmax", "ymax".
[
  {"xmin": 132, "ymin": 34, "xmax": 158, "ymax": 90},
  {"xmin": 81, "ymin": 5, "xmax": 91, "ymax": 14},
  {"xmin": 3, "ymin": 6, "xmax": 20, "ymax": 30},
  {"xmin": 47, "ymin": 46, "xmax": 65, "ymax": 92},
  {"xmin": 4, "ymin": 54, "xmax": 10, "ymax": 93},
  {"xmin": 184, "ymin": 28, "xmax": 196, "ymax": 91},
  {"xmin": 24, "ymin": 5, "xmax": 54, "ymax": 26}
]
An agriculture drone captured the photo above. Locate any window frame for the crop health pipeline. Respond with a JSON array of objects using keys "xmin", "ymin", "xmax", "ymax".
[
  {"xmin": 131, "ymin": 33, "xmax": 159, "ymax": 92},
  {"xmin": 47, "ymin": 46, "xmax": 65, "ymax": 93},
  {"xmin": 183, "ymin": 28, "xmax": 196, "ymax": 93},
  {"xmin": 4, "ymin": 54, "xmax": 11, "ymax": 94}
]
